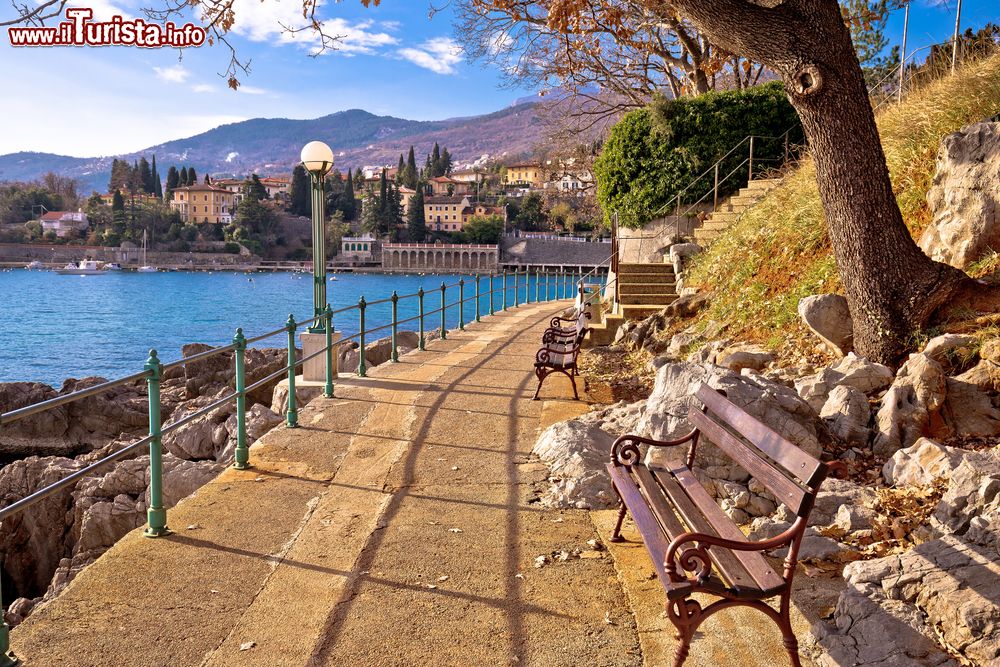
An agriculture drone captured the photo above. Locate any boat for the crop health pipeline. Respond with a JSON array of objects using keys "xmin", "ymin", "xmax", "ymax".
[
  {"xmin": 54, "ymin": 259, "xmax": 106, "ymax": 275},
  {"xmin": 104, "ymin": 263, "xmax": 122, "ymax": 271},
  {"xmin": 26, "ymin": 260, "xmax": 44, "ymax": 270},
  {"xmin": 137, "ymin": 230, "xmax": 157, "ymax": 272}
]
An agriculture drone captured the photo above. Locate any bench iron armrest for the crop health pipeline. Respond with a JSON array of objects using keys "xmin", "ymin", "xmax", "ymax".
[
  {"xmin": 663, "ymin": 517, "xmax": 808, "ymax": 582},
  {"xmin": 610, "ymin": 431, "xmax": 697, "ymax": 467},
  {"xmin": 549, "ymin": 313, "xmax": 591, "ymax": 329},
  {"xmin": 542, "ymin": 329, "xmax": 575, "ymax": 344}
]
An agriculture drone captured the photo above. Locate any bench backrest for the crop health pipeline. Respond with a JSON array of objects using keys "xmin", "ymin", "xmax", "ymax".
[{"xmin": 687, "ymin": 383, "xmax": 827, "ymax": 518}]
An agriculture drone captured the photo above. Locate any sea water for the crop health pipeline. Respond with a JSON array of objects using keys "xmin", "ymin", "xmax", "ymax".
[{"xmin": 0, "ymin": 269, "xmax": 577, "ymax": 385}]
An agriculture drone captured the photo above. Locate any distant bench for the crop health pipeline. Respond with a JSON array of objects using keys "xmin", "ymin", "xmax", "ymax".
[
  {"xmin": 532, "ymin": 313, "xmax": 590, "ymax": 401},
  {"xmin": 606, "ymin": 383, "xmax": 828, "ymax": 667}
]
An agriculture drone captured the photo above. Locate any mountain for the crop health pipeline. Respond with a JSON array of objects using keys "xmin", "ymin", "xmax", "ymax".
[{"xmin": 0, "ymin": 103, "xmax": 549, "ymax": 193}]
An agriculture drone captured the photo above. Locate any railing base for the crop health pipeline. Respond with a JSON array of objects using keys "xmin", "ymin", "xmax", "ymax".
[
  {"xmin": 143, "ymin": 526, "xmax": 171, "ymax": 538},
  {"xmin": 0, "ymin": 650, "xmax": 17, "ymax": 667}
]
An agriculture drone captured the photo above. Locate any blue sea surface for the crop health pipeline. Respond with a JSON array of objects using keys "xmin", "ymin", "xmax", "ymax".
[{"xmin": 0, "ymin": 269, "xmax": 580, "ymax": 386}]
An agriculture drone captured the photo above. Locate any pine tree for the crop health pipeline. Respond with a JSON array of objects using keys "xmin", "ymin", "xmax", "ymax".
[
  {"xmin": 204, "ymin": 173, "xmax": 211, "ymax": 185},
  {"xmin": 179, "ymin": 167, "xmax": 189, "ymax": 187},
  {"xmin": 247, "ymin": 174, "xmax": 268, "ymax": 201},
  {"xmin": 187, "ymin": 167, "xmax": 197, "ymax": 185},
  {"xmin": 165, "ymin": 166, "xmax": 179, "ymax": 200},
  {"xmin": 377, "ymin": 169, "xmax": 389, "ymax": 236},
  {"xmin": 289, "ymin": 164, "xmax": 311, "ymax": 216},
  {"xmin": 406, "ymin": 188, "xmax": 426, "ymax": 242},
  {"xmin": 112, "ymin": 189, "xmax": 124, "ymax": 211},
  {"xmin": 353, "ymin": 168, "xmax": 364, "ymax": 191}
]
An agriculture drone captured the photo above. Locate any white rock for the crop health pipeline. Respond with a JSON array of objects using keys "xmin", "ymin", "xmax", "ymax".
[
  {"xmin": 819, "ymin": 384, "xmax": 871, "ymax": 446},
  {"xmin": 882, "ymin": 438, "xmax": 966, "ymax": 486},
  {"xmin": 797, "ymin": 294, "xmax": 853, "ymax": 357}
]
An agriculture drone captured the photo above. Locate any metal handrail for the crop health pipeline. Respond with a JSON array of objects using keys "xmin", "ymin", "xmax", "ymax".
[{"xmin": 0, "ymin": 270, "xmax": 571, "ymax": 594}]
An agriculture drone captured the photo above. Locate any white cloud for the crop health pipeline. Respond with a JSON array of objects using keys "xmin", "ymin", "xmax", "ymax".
[
  {"xmin": 397, "ymin": 37, "xmax": 463, "ymax": 75},
  {"xmin": 191, "ymin": 83, "xmax": 217, "ymax": 93},
  {"xmin": 154, "ymin": 64, "xmax": 190, "ymax": 83},
  {"xmin": 238, "ymin": 85, "xmax": 268, "ymax": 95},
  {"xmin": 226, "ymin": 0, "xmax": 397, "ymax": 54}
]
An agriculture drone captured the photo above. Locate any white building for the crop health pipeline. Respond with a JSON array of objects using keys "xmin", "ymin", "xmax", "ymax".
[{"xmin": 39, "ymin": 211, "xmax": 89, "ymax": 237}]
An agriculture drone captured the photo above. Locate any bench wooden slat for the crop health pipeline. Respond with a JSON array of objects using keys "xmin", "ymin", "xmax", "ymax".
[
  {"xmin": 641, "ymin": 466, "xmax": 762, "ymax": 594},
  {"xmin": 696, "ymin": 385, "xmax": 826, "ymax": 488},
  {"xmin": 606, "ymin": 464, "xmax": 693, "ymax": 601},
  {"xmin": 688, "ymin": 407, "xmax": 811, "ymax": 517},
  {"xmin": 668, "ymin": 466, "xmax": 785, "ymax": 593}
]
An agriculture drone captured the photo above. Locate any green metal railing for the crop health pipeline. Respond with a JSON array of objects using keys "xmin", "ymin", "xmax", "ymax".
[{"xmin": 0, "ymin": 269, "xmax": 587, "ymax": 662}]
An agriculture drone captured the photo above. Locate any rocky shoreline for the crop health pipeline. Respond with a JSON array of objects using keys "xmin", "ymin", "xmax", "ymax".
[{"xmin": 0, "ymin": 330, "xmax": 423, "ymax": 627}]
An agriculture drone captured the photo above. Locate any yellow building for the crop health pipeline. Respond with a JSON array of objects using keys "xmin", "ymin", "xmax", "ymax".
[
  {"xmin": 170, "ymin": 184, "xmax": 236, "ymax": 224},
  {"xmin": 504, "ymin": 162, "xmax": 544, "ymax": 188}
]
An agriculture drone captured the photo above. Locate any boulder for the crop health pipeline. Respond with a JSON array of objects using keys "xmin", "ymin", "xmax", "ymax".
[
  {"xmin": 60, "ymin": 376, "xmax": 148, "ymax": 442},
  {"xmin": 181, "ymin": 343, "xmax": 232, "ymax": 399},
  {"xmin": 956, "ymin": 359, "xmax": 1000, "ymax": 393},
  {"xmin": 819, "ymin": 384, "xmax": 871, "ymax": 446},
  {"xmin": 882, "ymin": 438, "xmax": 966, "ymax": 486},
  {"xmin": 0, "ymin": 382, "xmax": 68, "ymax": 438},
  {"xmin": 666, "ymin": 332, "xmax": 698, "ymax": 358},
  {"xmin": 668, "ymin": 242, "xmax": 702, "ymax": 276},
  {"xmin": 0, "ymin": 456, "xmax": 86, "ymax": 599},
  {"xmin": 242, "ymin": 347, "xmax": 291, "ymax": 406},
  {"xmin": 161, "ymin": 395, "xmax": 232, "ymax": 461},
  {"xmin": 917, "ymin": 120, "xmax": 1000, "ymax": 270},
  {"xmin": 637, "ymin": 363, "xmax": 825, "ymax": 484},
  {"xmin": 795, "ymin": 353, "xmax": 894, "ymax": 412},
  {"xmin": 338, "ymin": 333, "xmax": 418, "ymax": 373},
  {"xmin": 811, "ymin": 477, "xmax": 878, "ymax": 526},
  {"xmin": 922, "ymin": 333, "xmax": 978, "ymax": 372},
  {"xmin": 797, "ymin": 294, "xmax": 853, "ymax": 356},
  {"xmin": 663, "ymin": 291, "xmax": 710, "ymax": 319},
  {"xmin": 940, "ymin": 376, "xmax": 1000, "ymax": 438},
  {"xmin": 531, "ymin": 419, "xmax": 617, "ymax": 509},
  {"xmin": 873, "ymin": 354, "xmax": 947, "ymax": 457},
  {"xmin": 270, "ymin": 382, "xmax": 324, "ymax": 417},
  {"xmin": 223, "ymin": 404, "xmax": 283, "ymax": 457},
  {"xmin": 716, "ymin": 345, "xmax": 775, "ymax": 373},
  {"xmin": 932, "ymin": 446, "xmax": 1000, "ymax": 539}
]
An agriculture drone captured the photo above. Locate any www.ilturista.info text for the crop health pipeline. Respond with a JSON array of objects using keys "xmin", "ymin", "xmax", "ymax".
[{"xmin": 8, "ymin": 8, "xmax": 206, "ymax": 47}]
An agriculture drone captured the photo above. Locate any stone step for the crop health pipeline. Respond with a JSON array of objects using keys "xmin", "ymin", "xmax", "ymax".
[
  {"xmin": 618, "ymin": 293, "xmax": 677, "ymax": 305},
  {"xmin": 698, "ymin": 221, "xmax": 731, "ymax": 232},
  {"xmin": 617, "ymin": 263, "xmax": 675, "ymax": 276},
  {"xmin": 621, "ymin": 304, "xmax": 672, "ymax": 320},
  {"xmin": 618, "ymin": 282, "xmax": 678, "ymax": 295}
]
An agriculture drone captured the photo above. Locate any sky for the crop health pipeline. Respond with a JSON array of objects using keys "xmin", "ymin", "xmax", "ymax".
[{"xmin": 0, "ymin": 0, "xmax": 996, "ymax": 158}]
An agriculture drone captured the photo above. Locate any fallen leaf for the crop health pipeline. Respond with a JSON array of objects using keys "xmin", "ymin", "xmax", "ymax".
[
  {"xmin": 438, "ymin": 575, "xmax": 449, "ymax": 582},
  {"xmin": 239, "ymin": 641, "xmax": 255, "ymax": 651},
  {"xmin": 448, "ymin": 528, "xmax": 463, "ymax": 533}
]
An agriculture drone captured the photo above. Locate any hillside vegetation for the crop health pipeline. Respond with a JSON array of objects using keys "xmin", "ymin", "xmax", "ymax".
[{"xmin": 686, "ymin": 53, "xmax": 1000, "ymax": 354}]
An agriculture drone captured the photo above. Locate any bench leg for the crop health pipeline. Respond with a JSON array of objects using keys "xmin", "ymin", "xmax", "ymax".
[
  {"xmin": 779, "ymin": 592, "xmax": 801, "ymax": 667},
  {"xmin": 532, "ymin": 367, "xmax": 547, "ymax": 401},
  {"xmin": 667, "ymin": 599, "xmax": 701, "ymax": 667},
  {"xmin": 610, "ymin": 500, "xmax": 627, "ymax": 543},
  {"xmin": 569, "ymin": 372, "xmax": 580, "ymax": 400}
]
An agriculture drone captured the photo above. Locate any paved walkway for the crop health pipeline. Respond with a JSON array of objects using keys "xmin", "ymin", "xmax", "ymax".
[{"xmin": 11, "ymin": 301, "xmax": 642, "ymax": 667}]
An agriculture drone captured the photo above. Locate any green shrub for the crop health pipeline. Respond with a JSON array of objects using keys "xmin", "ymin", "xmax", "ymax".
[
  {"xmin": 595, "ymin": 82, "xmax": 802, "ymax": 229},
  {"xmin": 223, "ymin": 242, "xmax": 241, "ymax": 254}
]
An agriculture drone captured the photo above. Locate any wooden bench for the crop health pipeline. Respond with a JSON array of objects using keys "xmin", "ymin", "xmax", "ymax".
[
  {"xmin": 606, "ymin": 383, "xmax": 827, "ymax": 667},
  {"xmin": 532, "ymin": 313, "xmax": 590, "ymax": 401}
]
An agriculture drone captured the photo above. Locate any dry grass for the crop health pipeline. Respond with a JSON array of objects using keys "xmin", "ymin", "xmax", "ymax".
[{"xmin": 686, "ymin": 54, "xmax": 1000, "ymax": 355}]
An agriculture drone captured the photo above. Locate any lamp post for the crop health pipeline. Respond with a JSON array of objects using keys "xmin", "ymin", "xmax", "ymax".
[{"xmin": 301, "ymin": 140, "xmax": 335, "ymax": 332}]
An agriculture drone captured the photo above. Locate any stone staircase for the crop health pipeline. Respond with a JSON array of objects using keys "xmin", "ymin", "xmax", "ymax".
[
  {"xmin": 693, "ymin": 177, "xmax": 782, "ymax": 245},
  {"xmin": 586, "ymin": 262, "xmax": 677, "ymax": 346}
]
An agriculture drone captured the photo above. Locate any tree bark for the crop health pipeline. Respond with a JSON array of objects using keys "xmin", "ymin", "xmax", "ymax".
[{"xmin": 662, "ymin": 0, "xmax": 970, "ymax": 365}]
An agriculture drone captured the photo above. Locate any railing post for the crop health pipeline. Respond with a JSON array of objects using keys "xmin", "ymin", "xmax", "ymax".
[
  {"xmin": 418, "ymin": 288, "xmax": 426, "ymax": 350},
  {"xmin": 0, "ymin": 571, "xmax": 16, "ymax": 667},
  {"xmin": 713, "ymin": 163, "xmax": 720, "ymax": 212},
  {"xmin": 475, "ymin": 275, "xmax": 481, "ymax": 322},
  {"xmin": 748, "ymin": 136, "xmax": 755, "ymax": 180},
  {"xmin": 439, "ymin": 282, "xmax": 447, "ymax": 339},
  {"xmin": 489, "ymin": 274, "xmax": 496, "ymax": 316},
  {"xmin": 390, "ymin": 291, "xmax": 399, "ymax": 362},
  {"xmin": 514, "ymin": 269, "xmax": 520, "ymax": 308},
  {"xmin": 357, "ymin": 298, "xmax": 367, "ymax": 377},
  {"xmin": 233, "ymin": 328, "xmax": 250, "ymax": 470},
  {"xmin": 534, "ymin": 270, "xmax": 540, "ymax": 303},
  {"xmin": 502, "ymin": 272, "xmax": 508, "ymax": 311},
  {"xmin": 285, "ymin": 315, "xmax": 299, "ymax": 426},
  {"xmin": 144, "ymin": 349, "xmax": 169, "ymax": 537},
  {"xmin": 324, "ymin": 304, "xmax": 334, "ymax": 398},
  {"xmin": 458, "ymin": 279, "xmax": 466, "ymax": 330},
  {"xmin": 558, "ymin": 269, "xmax": 565, "ymax": 300}
]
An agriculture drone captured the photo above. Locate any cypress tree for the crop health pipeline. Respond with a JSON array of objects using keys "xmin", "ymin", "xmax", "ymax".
[
  {"xmin": 361, "ymin": 185, "xmax": 380, "ymax": 235},
  {"xmin": 431, "ymin": 143, "xmax": 441, "ymax": 178},
  {"xmin": 289, "ymin": 164, "xmax": 310, "ymax": 216},
  {"xmin": 204, "ymin": 173, "xmax": 211, "ymax": 185},
  {"xmin": 341, "ymin": 168, "xmax": 356, "ymax": 220},
  {"xmin": 406, "ymin": 187, "xmax": 426, "ymax": 242},
  {"xmin": 165, "ymin": 166, "xmax": 179, "ymax": 200},
  {"xmin": 405, "ymin": 146, "xmax": 418, "ymax": 189},
  {"xmin": 396, "ymin": 155, "xmax": 405, "ymax": 184},
  {"xmin": 440, "ymin": 147, "xmax": 452, "ymax": 176},
  {"xmin": 138, "ymin": 157, "xmax": 152, "ymax": 194},
  {"xmin": 152, "ymin": 156, "xmax": 162, "ymax": 198},
  {"xmin": 378, "ymin": 169, "xmax": 389, "ymax": 236},
  {"xmin": 188, "ymin": 167, "xmax": 197, "ymax": 185},
  {"xmin": 178, "ymin": 167, "xmax": 188, "ymax": 187}
]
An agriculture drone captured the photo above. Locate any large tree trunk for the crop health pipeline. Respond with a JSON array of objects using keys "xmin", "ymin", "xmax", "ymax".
[{"xmin": 663, "ymin": 0, "xmax": 971, "ymax": 365}]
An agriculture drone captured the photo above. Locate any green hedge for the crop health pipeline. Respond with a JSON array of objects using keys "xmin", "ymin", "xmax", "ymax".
[{"xmin": 595, "ymin": 82, "xmax": 802, "ymax": 229}]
